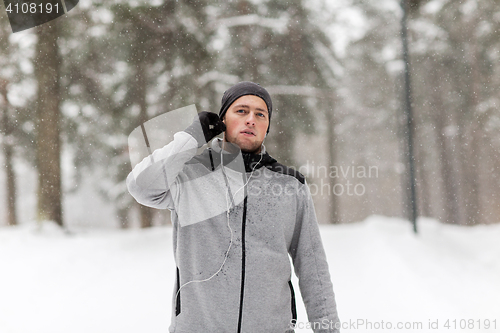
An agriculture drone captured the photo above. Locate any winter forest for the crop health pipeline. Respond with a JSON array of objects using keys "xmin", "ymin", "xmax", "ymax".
[
  {"xmin": 1, "ymin": 0, "xmax": 500, "ymax": 332},
  {"xmin": 1, "ymin": 0, "xmax": 500, "ymax": 228}
]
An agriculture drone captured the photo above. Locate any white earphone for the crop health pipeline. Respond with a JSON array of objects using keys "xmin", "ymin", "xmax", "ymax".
[{"xmin": 174, "ymin": 132, "xmax": 262, "ymax": 301}]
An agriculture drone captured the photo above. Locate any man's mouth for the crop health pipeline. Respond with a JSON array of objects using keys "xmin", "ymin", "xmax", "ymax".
[{"xmin": 241, "ymin": 129, "xmax": 256, "ymax": 136}]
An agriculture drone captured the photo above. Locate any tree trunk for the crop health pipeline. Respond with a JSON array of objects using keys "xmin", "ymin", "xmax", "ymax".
[
  {"xmin": 429, "ymin": 65, "xmax": 461, "ymax": 224},
  {"xmin": 272, "ymin": 98, "xmax": 295, "ymax": 166},
  {"xmin": 461, "ymin": 27, "xmax": 482, "ymax": 225},
  {"xmin": 133, "ymin": 41, "xmax": 155, "ymax": 228},
  {"xmin": 117, "ymin": 207, "xmax": 130, "ymax": 229},
  {"xmin": 414, "ymin": 137, "xmax": 432, "ymax": 217},
  {"xmin": 35, "ymin": 22, "xmax": 63, "ymax": 227},
  {"xmin": 139, "ymin": 204, "xmax": 154, "ymax": 228},
  {"xmin": 433, "ymin": 106, "xmax": 461, "ymax": 224},
  {"xmin": 4, "ymin": 139, "xmax": 17, "ymax": 226},
  {"xmin": 324, "ymin": 100, "xmax": 340, "ymax": 224},
  {"xmin": 0, "ymin": 82, "xmax": 17, "ymax": 226}
]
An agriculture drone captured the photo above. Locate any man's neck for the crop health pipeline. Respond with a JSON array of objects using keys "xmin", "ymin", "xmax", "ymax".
[
  {"xmin": 220, "ymin": 138, "xmax": 265, "ymax": 155},
  {"xmin": 242, "ymin": 148, "xmax": 262, "ymax": 155}
]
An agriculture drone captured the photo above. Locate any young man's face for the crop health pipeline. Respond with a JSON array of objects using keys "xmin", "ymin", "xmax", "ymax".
[{"xmin": 222, "ymin": 95, "xmax": 269, "ymax": 153}]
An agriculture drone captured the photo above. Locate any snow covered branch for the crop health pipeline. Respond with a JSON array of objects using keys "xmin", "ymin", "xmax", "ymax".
[
  {"xmin": 208, "ymin": 14, "xmax": 289, "ymax": 34},
  {"xmin": 197, "ymin": 71, "xmax": 240, "ymax": 87},
  {"xmin": 266, "ymin": 85, "xmax": 330, "ymax": 98},
  {"xmin": 313, "ymin": 41, "xmax": 344, "ymax": 79}
]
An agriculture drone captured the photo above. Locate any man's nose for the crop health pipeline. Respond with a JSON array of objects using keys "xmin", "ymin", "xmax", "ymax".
[{"xmin": 245, "ymin": 113, "xmax": 256, "ymax": 126}]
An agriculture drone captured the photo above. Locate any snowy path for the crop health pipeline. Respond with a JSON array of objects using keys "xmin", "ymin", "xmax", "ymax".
[{"xmin": 0, "ymin": 216, "xmax": 499, "ymax": 333}]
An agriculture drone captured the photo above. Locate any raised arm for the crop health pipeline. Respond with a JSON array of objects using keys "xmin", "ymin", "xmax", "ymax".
[{"xmin": 126, "ymin": 111, "xmax": 225, "ymax": 210}]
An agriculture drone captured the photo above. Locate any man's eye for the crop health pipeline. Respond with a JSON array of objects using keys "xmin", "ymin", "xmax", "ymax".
[
  {"xmin": 257, "ymin": 113, "xmax": 265, "ymax": 117},
  {"xmin": 237, "ymin": 109, "xmax": 245, "ymax": 113}
]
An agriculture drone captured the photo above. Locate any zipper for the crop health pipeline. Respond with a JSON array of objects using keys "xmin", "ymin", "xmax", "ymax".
[
  {"xmin": 175, "ymin": 267, "xmax": 181, "ymax": 316},
  {"xmin": 289, "ymin": 280, "xmax": 297, "ymax": 324},
  {"xmin": 237, "ymin": 196, "xmax": 248, "ymax": 333},
  {"xmin": 208, "ymin": 148, "xmax": 215, "ymax": 171}
]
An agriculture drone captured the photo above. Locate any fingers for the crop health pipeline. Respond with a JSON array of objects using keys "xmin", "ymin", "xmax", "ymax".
[{"xmin": 197, "ymin": 111, "xmax": 225, "ymax": 142}]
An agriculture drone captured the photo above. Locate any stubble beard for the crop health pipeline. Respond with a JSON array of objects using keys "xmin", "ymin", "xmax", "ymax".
[{"xmin": 225, "ymin": 134, "xmax": 262, "ymax": 154}]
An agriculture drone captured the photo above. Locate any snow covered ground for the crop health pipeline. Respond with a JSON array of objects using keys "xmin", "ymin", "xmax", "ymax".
[{"xmin": 0, "ymin": 216, "xmax": 499, "ymax": 333}]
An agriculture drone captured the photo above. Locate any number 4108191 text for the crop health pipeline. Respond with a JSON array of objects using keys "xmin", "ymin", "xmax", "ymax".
[{"xmin": 5, "ymin": 2, "xmax": 60, "ymax": 14}]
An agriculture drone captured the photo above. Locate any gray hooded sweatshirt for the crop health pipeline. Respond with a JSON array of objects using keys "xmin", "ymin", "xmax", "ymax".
[{"xmin": 127, "ymin": 131, "xmax": 340, "ymax": 333}]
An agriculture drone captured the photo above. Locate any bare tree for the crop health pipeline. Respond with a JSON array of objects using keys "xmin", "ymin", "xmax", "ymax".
[
  {"xmin": 0, "ymin": 80, "xmax": 17, "ymax": 226},
  {"xmin": 35, "ymin": 22, "xmax": 63, "ymax": 227}
]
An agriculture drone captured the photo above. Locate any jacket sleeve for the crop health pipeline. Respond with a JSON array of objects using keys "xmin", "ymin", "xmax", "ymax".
[
  {"xmin": 289, "ymin": 182, "xmax": 341, "ymax": 333},
  {"xmin": 126, "ymin": 131, "xmax": 200, "ymax": 210}
]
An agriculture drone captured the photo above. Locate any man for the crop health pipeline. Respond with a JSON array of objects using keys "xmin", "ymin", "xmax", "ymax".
[{"xmin": 127, "ymin": 82, "xmax": 340, "ymax": 333}]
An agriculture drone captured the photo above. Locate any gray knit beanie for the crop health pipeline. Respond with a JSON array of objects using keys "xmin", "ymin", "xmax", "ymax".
[{"xmin": 219, "ymin": 81, "xmax": 273, "ymax": 133}]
